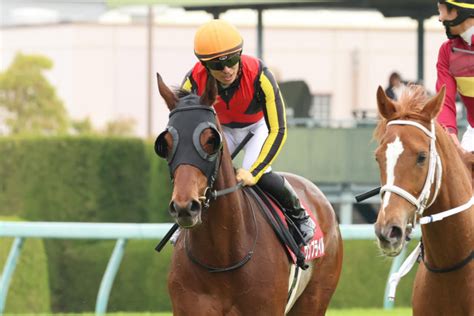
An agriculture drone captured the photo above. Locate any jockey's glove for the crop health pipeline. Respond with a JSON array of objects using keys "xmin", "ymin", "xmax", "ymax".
[{"xmin": 236, "ymin": 168, "xmax": 257, "ymax": 186}]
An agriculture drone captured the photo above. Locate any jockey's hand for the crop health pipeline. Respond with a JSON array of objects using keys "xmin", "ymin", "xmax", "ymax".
[{"xmin": 236, "ymin": 168, "xmax": 257, "ymax": 186}]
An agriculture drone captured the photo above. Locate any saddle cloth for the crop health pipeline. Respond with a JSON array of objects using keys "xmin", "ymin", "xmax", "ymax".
[
  {"xmin": 252, "ymin": 187, "xmax": 325, "ymax": 264},
  {"xmin": 271, "ymin": 193, "xmax": 325, "ymax": 263}
]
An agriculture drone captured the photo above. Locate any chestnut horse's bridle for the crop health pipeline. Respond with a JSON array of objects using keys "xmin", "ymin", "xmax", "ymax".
[
  {"xmin": 383, "ymin": 119, "xmax": 474, "ymax": 301},
  {"xmin": 380, "ymin": 119, "xmax": 473, "ymax": 227}
]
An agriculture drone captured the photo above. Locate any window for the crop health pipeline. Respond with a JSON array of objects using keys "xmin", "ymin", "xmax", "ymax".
[{"xmin": 310, "ymin": 94, "xmax": 331, "ymax": 122}]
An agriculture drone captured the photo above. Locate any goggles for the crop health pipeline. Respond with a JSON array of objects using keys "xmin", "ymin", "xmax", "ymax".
[{"xmin": 204, "ymin": 53, "xmax": 241, "ymax": 71}]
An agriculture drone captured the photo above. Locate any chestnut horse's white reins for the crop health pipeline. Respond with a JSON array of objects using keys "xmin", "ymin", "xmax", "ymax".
[{"xmin": 379, "ymin": 119, "xmax": 474, "ymax": 300}]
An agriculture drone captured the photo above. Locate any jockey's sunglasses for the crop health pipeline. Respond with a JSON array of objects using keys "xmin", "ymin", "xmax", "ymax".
[{"xmin": 205, "ymin": 53, "xmax": 241, "ymax": 71}]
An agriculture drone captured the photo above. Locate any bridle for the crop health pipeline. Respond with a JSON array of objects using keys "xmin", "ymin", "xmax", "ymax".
[
  {"xmin": 379, "ymin": 120, "xmax": 443, "ymax": 227},
  {"xmin": 380, "ymin": 119, "xmax": 473, "ymax": 227},
  {"xmin": 383, "ymin": 119, "xmax": 474, "ymax": 300}
]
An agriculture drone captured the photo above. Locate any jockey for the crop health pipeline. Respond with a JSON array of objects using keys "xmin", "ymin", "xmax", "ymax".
[
  {"xmin": 436, "ymin": 0, "xmax": 474, "ymax": 155},
  {"xmin": 182, "ymin": 19, "xmax": 315, "ymax": 245}
]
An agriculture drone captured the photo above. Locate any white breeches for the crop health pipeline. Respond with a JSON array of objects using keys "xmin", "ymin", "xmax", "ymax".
[
  {"xmin": 222, "ymin": 118, "xmax": 271, "ymax": 173},
  {"xmin": 461, "ymin": 125, "xmax": 474, "ymax": 152}
]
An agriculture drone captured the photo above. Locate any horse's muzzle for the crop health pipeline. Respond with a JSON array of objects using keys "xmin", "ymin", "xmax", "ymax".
[
  {"xmin": 169, "ymin": 199, "xmax": 202, "ymax": 228},
  {"xmin": 374, "ymin": 223, "xmax": 405, "ymax": 256}
]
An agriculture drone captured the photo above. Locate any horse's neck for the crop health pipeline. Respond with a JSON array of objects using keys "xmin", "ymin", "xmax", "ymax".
[
  {"xmin": 188, "ymin": 151, "xmax": 255, "ymax": 261},
  {"xmin": 422, "ymin": 126, "xmax": 473, "ymax": 265}
]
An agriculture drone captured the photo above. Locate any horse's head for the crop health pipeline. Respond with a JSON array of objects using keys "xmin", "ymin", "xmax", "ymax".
[
  {"xmin": 155, "ymin": 74, "xmax": 221, "ymax": 228},
  {"xmin": 373, "ymin": 85, "xmax": 446, "ymax": 256}
]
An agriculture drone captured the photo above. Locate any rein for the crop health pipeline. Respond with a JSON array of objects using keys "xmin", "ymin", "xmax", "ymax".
[
  {"xmin": 185, "ymin": 188, "xmax": 259, "ymax": 273},
  {"xmin": 199, "ymin": 182, "xmax": 244, "ymax": 209}
]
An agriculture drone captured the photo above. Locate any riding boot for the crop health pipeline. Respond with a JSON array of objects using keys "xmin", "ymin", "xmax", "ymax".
[{"xmin": 258, "ymin": 172, "xmax": 316, "ymax": 246}]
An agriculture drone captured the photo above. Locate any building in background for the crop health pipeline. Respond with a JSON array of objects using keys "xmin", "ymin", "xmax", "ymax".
[{"xmin": 0, "ymin": 5, "xmax": 446, "ymax": 137}]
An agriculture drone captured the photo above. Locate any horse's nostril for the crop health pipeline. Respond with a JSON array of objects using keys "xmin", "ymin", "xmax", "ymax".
[
  {"xmin": 169, "ymin": 201, "xmax": 178, "ymax": 215},
  {"xmin": 190, "ymin": 200, "xmax": 201, "ymax": 214},
  {"xmin": 389, "ymin": 226, "xmax": 403, "ymax": 241}
]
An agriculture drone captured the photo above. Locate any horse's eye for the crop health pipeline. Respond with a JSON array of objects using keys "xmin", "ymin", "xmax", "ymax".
[
  {"xmin": 417, "ymin": 152, "xmax": 427, "ymax": 165},
  {"xmin": 201, "ymin": 128, "xmax": 221, "ymax": 155}
]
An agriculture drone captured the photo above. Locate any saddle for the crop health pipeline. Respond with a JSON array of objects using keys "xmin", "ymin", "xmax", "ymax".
[{"xmin": 246, "ymin": 185, "xmax": 325, "ymax": 270}]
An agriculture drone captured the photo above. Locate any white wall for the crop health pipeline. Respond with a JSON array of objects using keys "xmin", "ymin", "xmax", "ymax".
[{"xmin": 0, "ymin": 12, "xmax": 446, "ymax": 137}]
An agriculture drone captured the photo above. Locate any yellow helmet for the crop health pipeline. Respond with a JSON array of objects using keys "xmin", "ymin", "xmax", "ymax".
[
  {"xmin": 439, "ymin": 1, "xmax": 474, "ymax": 26},
  {"xmin": 194, "ymin": 19, "xmax": 243, "ymax": 61}
]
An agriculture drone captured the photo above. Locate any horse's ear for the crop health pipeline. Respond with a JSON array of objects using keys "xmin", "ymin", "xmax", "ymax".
[
  {"xmin": 200, "ymin": 75, "xmax": 217, "ymax": 107},
  {"xmin": 376, "ymin": 86, "xmax": 398, "ymax": 119},
  {"xmin": 157, "ymin": 73, "xmax": 178, "ymax": 111},
  {"xmin": 421, "ymin": 85, "xmax": 445, "ymax": 119}
]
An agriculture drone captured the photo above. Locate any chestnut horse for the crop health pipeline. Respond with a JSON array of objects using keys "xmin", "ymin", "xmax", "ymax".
[
  {"xmin": 373, "ymin": 85, "xmax": 473, "ymax": 315},
  {"xmin": 155, "ymin": 74, "xmax": 342, "ymax": 315}
]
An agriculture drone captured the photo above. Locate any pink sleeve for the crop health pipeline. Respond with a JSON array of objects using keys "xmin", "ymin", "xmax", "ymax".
[{"xmin": 436, "ymin": 41, "xmax": 458, "ymax": 134}]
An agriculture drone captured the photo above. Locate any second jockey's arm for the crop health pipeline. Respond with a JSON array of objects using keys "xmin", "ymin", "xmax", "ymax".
[{"xmin": 435, "ymin": 42, "xmax": 468, "ymax": 154}]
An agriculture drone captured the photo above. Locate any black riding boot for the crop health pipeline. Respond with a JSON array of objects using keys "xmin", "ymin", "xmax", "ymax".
[{"xmin": 258, "ymin": 172, "xmax": 316, "ymax": 246}]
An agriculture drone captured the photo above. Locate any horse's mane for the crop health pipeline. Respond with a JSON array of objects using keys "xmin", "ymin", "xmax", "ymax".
[{"xmin": 374, "ymin": 85, "xmax": 431, "ymax": 142}]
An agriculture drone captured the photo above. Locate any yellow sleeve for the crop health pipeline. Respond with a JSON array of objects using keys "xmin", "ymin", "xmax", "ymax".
[{"xmin": 249, "ymin": 67, "xmax": 287, "ymax": 182}]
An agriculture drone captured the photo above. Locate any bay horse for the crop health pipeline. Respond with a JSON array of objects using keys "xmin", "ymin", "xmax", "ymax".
[
  {"xmin": 155, "ymin": 74, "xmax": 342, "ymax": 315},
  {"xmin": 373, "ymin": 85, "xmax": 474, "ymax": 315}
]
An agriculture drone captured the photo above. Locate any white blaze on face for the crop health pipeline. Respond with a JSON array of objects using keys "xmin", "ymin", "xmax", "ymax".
[{"xmin": 382, "ymin": 136, "xmax": 404, "ymax": 210}]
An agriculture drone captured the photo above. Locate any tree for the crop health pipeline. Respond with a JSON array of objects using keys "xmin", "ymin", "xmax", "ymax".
[
  {"xmin": 71, "ymin": 117, "xmax": 96, "ymax": 136},
  {"xmin": 0, "ymin": 53, "xmax": 69, "ymax": 135}
]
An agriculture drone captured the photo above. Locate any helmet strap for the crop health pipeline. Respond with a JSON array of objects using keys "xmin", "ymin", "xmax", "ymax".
[
  {"xmin": 443, "ymin": 9, "xmax": 473, "ymax": 27},
  {"xmin": 442, "ymin": 9, "xmax": 474, "ymax": 39}
]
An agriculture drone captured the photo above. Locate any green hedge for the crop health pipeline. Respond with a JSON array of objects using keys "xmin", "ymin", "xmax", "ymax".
[
  {"xmin": 0, "ymin": 217, "xmax": 51, "ymax": 313},
  {"xmin": 147, "ymin": 144, "xmax": 173, "ymax": 223},
  {"xmin": 330, "ymin": 240, "xmax": 418, "ymax": 309},
  {"xmin": 0, "ymin": 137, "xmax": 172, "ymax": 312},
  {"xmin": 0, "ymin": 136, "xmax": 171, "ymax": 222},
  {"xmin": 43, "ymin": 239, "xmax": 173, "ymax": 312}
]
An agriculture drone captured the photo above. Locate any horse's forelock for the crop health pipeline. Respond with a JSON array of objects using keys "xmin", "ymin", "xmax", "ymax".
[
  {"xmin": 398, "ymin": 85, "xmax": 430, "ymax": 114},
  {"xmin": 374, "ymin": 85, "xmax": 431, "ymax": 142},
  {"xmin": 175, "ymin": 88, "xmax": 192, "ymax": 99},
  {"xmin": 174, "ymin": 89, "xmax": 204, "ymax": 109}
]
